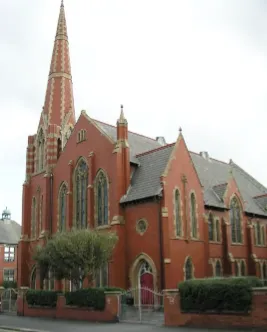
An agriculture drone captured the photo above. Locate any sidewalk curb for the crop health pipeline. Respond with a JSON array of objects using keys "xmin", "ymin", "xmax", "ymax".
[{"xmin": 0, "ymin": 326, "xmax": 48, "ymax": 332}]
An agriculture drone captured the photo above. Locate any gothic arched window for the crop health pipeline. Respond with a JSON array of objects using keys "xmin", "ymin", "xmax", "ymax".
[
  {"xmin": 59, "ymin": 183, "xmax": 68, "ymax": 232},
  {"xmin": 95, "ymin": 263, "xmax": 109, "ymax": 287},
  {"xmin": 185, "ymin": 257, "xmax": 193, "ymax": 280},
  {"xmin": 37, "ymin": 129, "xmax": 45, "ymax": 172},
  {"xmin": 234, "ymin": 261, "xmax": 239, "ymax": 276},
  {"xmin": 95, "ymin": 170, "xmax": 108, "ymax": 226},
  {"xmin": 31, "ymin": 197, "xmax": 37, "ymax": 238},
  {"xmin": 208, "ymin": 213, "xmax": 214, "ymax": 241},
  {"xmin": 75, "ymin": 159, "xmax": 88, "ymax": 229},
  {"xmin": 240, "ymin": 260, "xmax": 246, "ymax": 276},
  {"xmin": 230, "ymin": 197, "xmax": 242, "ymax": 243},
  {"xmin": 30, "ymin": 266, "xmax": 37, "ymax": 290},
  {"xmin": 190, "ymin": 193, "xmax": 197, "ymax": 238},
  {"xmin": 216, "ymin": 219, "xmax": 220, "ymax": 241},
  {"xmin": 174, "ymin": 189, "xmax": 181, "ymax": 236},
  {"xmin": 215, "ymin": 260, "xmax": 222, "ymax": 277}
]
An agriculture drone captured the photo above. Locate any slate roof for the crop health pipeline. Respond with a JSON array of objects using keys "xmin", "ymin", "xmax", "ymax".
[
  {"xmin": 94, "ymin": 120, "xmax": 161, "ymax": 164},
  {"xmin": 0, "ymin": 219, "xmax": 21, "ymax": 245},
  {"xmin": 91, "ymin": 118, "xmax": 267, "ymax": 216}
]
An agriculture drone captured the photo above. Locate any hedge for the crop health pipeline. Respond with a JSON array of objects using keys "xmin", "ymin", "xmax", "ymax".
[
  {"xmin": 65, "ymin": 288, "xmax": 105, "ymax": 310},
  {"xmin": 178, "ymin": 277, "xmax": 262, "ymax": 313},
  {"xmin": 26, "ymin": 290, "xmax": 59, "ymax": 307}
]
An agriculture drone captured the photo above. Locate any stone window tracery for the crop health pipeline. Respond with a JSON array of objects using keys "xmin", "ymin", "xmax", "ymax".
[
  {"xmin": 75, "ymin": 159, "xmax": 88, "ymax": 229},
  {"xmin": 136, "ymin": 219, "xmax": 148, "ymax": 235},
  {"xmin": 95, "ymin": 170, "xmax": 108, "ymax": 227}
]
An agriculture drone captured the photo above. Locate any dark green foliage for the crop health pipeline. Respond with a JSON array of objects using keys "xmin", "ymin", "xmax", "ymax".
[
  {"xmin": 100, "ymin": 287, "xmax": 124, "ymax": 292},
  {"xmin": 2, "ymin": 281, "xmax": 17, "ymax": 289},
  {"xmin": 65, "ymin": 288, "xmax": 106, "ymax": 311},
  {"xmin": 26, "ymin": 290, "xmax": 59, "ymax": 307},
  {"xmin": 178, "ymin": 277, "xmax": 260, "ymax": 313}
]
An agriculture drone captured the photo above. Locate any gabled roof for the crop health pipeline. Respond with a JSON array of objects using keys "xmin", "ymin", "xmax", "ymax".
[
  {"xmin": 120, "ymin": 144, "xmax": 174, "ymax": 203},
  {"xmin": 90, "ymin": 118, "xmax": 267, "ymax": 216},
  {"xmin": 0, "ymin": 219, "xmax": 21, "ymax": 245}
]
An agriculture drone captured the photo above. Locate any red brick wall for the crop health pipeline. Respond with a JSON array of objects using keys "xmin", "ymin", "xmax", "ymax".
[
  {"xmin": 17, "ymin": 292, "xmax": 120, "ymax": 323},
  {"xmin": 164, "ymin": 288, "xmax": 267, "ymax": 329}
]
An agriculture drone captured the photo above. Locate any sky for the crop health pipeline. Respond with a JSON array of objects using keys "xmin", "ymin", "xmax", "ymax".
[{"xmin": 1, "ymin": 0, "xmax": 267, "ymax": 224}]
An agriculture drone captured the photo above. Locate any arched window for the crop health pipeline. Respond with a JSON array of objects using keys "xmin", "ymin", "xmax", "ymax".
[
  {"xmin": 75, "ymin": 159, "xmax": 88, "ymax": 229},
  {"xmin": 208, "ymin": 213, "xmax": 214, "ymax": 241},
  {"xmin": 240, "ymin": 260, "xmax": 246, "ymax": 276},
  {"xmin": 185, "ymin": 257, "xmax": 193, "ymax": 280},
  {"xmin": 57, "ymin": 138, "xmax": 62, "ymax": 159},
  {"xmin": 31, "ymin": 197, "xmax": 37, "ymax": 238},
  {"xmin": 30, "ymin": 266, "xmax": 37, "ymax": 290},
  {"xmin": 234, "ymin": 261, "xmax": 239, "ymax": 276},
  {"xmin": 174, "ymin": 189, "xmax": 181, "ymax": 236},
  {"xmin": 215, "ymin": 260, "xmax": 222, "ymax": 277},
  {"xmin": 95, "ymin": 171, "xmax": 108, "ymax": 226},
  {"xmin": 230, "ymin": 197, "xmax": 242, "ymax": 243},
  {"xmin": 37, "ymin": 129, "xmax": 45, "ymax": 171},
  {"xmin": 190, "ymin": 193, "xmax": 197, "ymax": 238},
  {"xmin": 95, "ymin": 263, "xmax": 109, "ymax": 287},
  {"xmin": 216, "ymin": 220, "xmax": 220, "ymax": 241},
  {"xmin": 59, "ymin": 183, "xmax": 67, "ymax": 232},
  {"xmin": 39, "ymin": 195, "xmax": 43, "ymax": 235}
]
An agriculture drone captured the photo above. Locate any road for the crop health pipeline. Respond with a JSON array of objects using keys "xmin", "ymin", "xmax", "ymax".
[{"xmin": 0, "ymin": 315, "xmax": 256, "ymax": 332}]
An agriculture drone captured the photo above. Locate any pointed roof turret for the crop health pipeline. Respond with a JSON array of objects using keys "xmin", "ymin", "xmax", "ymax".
[
  {"xmin": 117, "ymin": 104, "xmax": 128, "ymax": 125},
  {"xmin": 41, "ymin": 1, "xmax": 75, "ymax": 129}
]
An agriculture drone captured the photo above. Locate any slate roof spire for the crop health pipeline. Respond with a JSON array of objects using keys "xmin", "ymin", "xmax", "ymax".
[{"xmin": 42, "ymin": 0, "xmax": 75, "ymax": 128}]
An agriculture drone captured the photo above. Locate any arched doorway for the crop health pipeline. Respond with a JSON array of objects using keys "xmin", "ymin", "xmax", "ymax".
[{"xmin": 138, "ymin": 260, "xmax": 154, "ymax": 305}]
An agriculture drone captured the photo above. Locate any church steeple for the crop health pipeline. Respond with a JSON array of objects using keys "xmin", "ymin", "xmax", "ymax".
[{"xmin": 42, "ymin": 0, "xmax": 75, "ymax": 128}]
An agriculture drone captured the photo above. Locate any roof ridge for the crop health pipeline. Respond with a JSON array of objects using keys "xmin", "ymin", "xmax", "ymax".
[
  {"xmin": 189, "ymin": 151, "xmax": 229, "ymax": 166},
  {"xmin": 231, "ymin": 161, "xmax": 267, "ymax": 193},
  {"xmin": 136, "ymin": 143, "xmax": 175, "ymax": 157},
  {"xmin": 93, "ymin": 118, "xmax": 159, "ymax": 142}
]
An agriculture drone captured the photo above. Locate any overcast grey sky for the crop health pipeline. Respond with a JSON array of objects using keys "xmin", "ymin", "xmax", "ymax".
[{"xmin": 1, "ymin": 0, "xmax": 267, "ymax": 223}]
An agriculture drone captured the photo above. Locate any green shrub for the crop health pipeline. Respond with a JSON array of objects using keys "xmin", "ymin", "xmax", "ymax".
[
  {"xmin": 100, "ymin": 287, "xmax": 124, "ymax": 292},
  {"xmin": 178, "ymin": 277, "xmax": 257, "ymax": 313},
  {"xmin": 26, "ymin": 290, "xmax": 59, "ymax": 307},
  {"xmin": 65, "ymin": 288, "xmax": 105, "ymax": 311}
]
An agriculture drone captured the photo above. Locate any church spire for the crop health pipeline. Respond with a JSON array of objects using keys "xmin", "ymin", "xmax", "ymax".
[{"xmin": 42, "ymin": 0, "xmax": 75, "ymax": 128}]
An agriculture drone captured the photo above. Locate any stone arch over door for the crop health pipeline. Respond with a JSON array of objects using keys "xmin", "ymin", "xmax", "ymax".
[{"xmin": 129, "ymin": 253, "xmax": 158, "ymax": 291}]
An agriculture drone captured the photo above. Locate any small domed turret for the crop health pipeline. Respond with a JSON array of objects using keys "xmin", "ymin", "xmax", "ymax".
[{"xmin": 2, "ymin": 207, "xmax": 11, "ymax": 220}]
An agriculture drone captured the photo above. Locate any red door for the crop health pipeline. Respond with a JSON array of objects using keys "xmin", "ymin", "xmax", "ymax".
[{"xmin": 140, "ymin": 273, "xmax": 154, "ymax": 305}]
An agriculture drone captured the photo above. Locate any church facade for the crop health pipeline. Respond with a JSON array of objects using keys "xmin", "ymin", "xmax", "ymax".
[{"xmin": 18, "ymin": 1, "xmax": 267, "ymax": 291}]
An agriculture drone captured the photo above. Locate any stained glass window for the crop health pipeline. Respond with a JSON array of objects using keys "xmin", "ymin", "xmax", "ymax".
[
  {"xmin": 175, "ymin": 190, "xmax": 181, "ymax": 236},
  {"xmin": 208, "ymin": 213, "xmax": 214, "ymax": 241},
  {"xmin": 59, "ymin": 184, "xmax": 67, "ymax": 232},
  {"xmin": 75, "ymin": 160, "xmax": 88, "ymax": 229},
  {"xmin": 96, "ymin": 171, "xmax": 108, "ymax": 226}
]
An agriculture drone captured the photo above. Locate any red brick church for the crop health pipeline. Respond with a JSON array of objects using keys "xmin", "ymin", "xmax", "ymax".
[{"xmin": 18, "ymin": 1, "xmax": 267, "ymax": 291}]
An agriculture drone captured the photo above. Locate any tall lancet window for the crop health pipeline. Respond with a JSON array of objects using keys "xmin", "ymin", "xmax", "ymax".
[
  {"xmin": 190, "ymin": 193, "xmax": 197, "ymax": 238},
  {"xmin": 31, "ymin": 197, "xmax": 37, "ymax": 238},
  {"xmin": 230, "ymin": 197, "xmax": 242, "ymax": 244},
  {"xmin": 75, "ymin": 159, "xmax": 88, "ymax": 229},
  {"xmin": 95, "ymin": 170, "xmax": 108, "ymax": 227},
  {"xmin": 37, "ymin": 129, "xmax": 45, "ymax": 172},
  {"xmin": 59, "ymin": 183, "xmax": 68, "ymax": 232},
  {"xmin": 174, "ymin": 189, "xmax": 181, "ymax": 236}
]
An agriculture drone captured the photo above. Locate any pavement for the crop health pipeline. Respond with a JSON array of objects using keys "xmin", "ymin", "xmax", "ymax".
[{"xmin": 0, "ymin": 315, "xmax": 256, "ymax": 332}]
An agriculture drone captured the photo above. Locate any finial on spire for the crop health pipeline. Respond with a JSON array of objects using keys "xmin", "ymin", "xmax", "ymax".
[
  {"xmin": 179, "ymin": 127, "xmax": 182, "ymax": 133},
  {"xmin": 117, "ymin": 104, "xmax": 128, "ymax": 125},
  {"xmin": 61, "ymin": 0, "xmax": 64, "ymax": 7}
]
